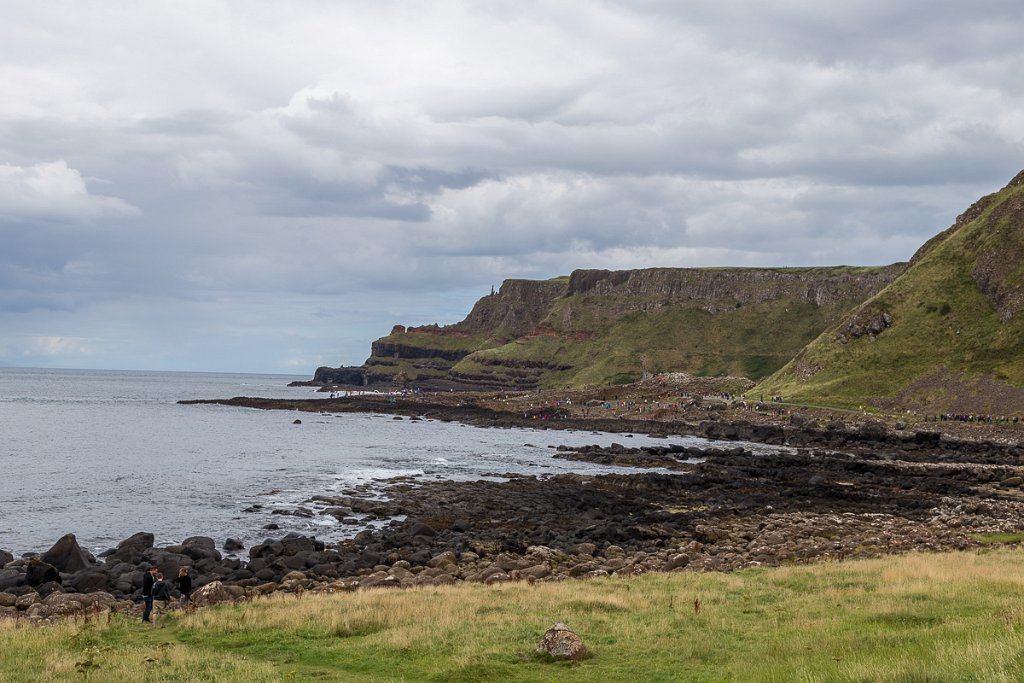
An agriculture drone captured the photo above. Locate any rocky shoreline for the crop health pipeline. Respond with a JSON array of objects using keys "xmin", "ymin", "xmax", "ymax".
[{"xmin": 5, "ymin": 400, "xmax": 1024, "ymax": 622}]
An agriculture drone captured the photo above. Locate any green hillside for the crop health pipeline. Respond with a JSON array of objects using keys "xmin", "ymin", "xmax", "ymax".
[
  {"xmin": 757, "ymin": 170, "xmax": 1024, "ymax": 413},
  {"xmin": 355, "ymin": 265, "xmax": 903, "ymax": 389},
  {"xmin": 454, "ymin": 294, "xmax": 855, "ymax": 387}
]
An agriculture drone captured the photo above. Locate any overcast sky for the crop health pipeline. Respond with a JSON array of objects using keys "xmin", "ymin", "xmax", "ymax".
[{"xmin": 2, "ymin": 1, "xmax": 1023, "ymax": 373}]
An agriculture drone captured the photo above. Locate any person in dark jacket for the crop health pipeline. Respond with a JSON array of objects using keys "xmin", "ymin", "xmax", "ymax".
[
  {"xmin": 176, "ymin": 566, "xmax": 193, "ymax": 610},
  {"xmin": 152, "ymin": 572, "xmax": 172, "ymax": 626},
  {"xmin": 141, "ymin": 566, "xmax": 158, "ymax": 623}
]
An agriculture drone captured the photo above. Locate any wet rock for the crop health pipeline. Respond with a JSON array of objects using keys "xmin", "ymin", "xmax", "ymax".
[
  {"xmin": 224, "ymin": 538, "xmax": 245, "ymax": 552},
  {"xmin": 271, "ymin": 507, "xmax": 314, "ymax": 518}
]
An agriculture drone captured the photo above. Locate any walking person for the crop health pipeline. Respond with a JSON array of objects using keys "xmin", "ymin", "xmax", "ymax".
[
  {"xmin": 141, "ymin": 566, "xmax": 158, "ymax": 623},
  {"xmin": 176, "ymin": 566, "xmax": 193, "ymax": 611}
]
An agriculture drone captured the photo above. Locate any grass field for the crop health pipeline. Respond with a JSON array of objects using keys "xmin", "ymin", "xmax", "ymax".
[{"xmin": 6, "ymin": 548, "xmax": 1024, "ymax": 681}]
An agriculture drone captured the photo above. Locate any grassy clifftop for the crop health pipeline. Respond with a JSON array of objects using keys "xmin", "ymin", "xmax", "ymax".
[
  {"xmin": 361, "ymin": 266, "xmax": 902, "ymax": 389},
  {"xmin": 757, "ymin": 170, "xmax": 1024, "ymax": 412}
]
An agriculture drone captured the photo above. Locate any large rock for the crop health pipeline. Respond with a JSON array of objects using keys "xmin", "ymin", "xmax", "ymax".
[
  {"xmin": 0, "ymin": 549, "xmax": 13, "ymax": 566},
  {"xmin": 0, "ymin": 569, "xmax": 22, "ymax": 592},
  {"xmin": 24, "ymin": 559, "xmax": 60, "ymax": 587},
  {"xmin": 535, "ymin": 622, "xmax": 588, "ymax": 661},
  {"xmin": 183, "ymin": 536, "xmax": 216, "ymax": 550},
  {"xmin": 191, "ymin": 580, "xmax": 233, "ymax": 607},
  {"xmin": 223, "ymin": 538, "xmax": 245, "ymax": 552},
  {"xmin": 68, "ymin": 570, "xmax": 110, "ymax": 594},
  {"xmin": 279, "ymin": 534, "xmax": 317, "ymax": 556},
  {"xmin": 41, "ymin": 534, "xmax": 94, "ymax": 574},
  {"xmin": 108, "ymin": 532, "xmax": 154, "ymax": 563},
  {"xmin": 42, "ymin": 593, "xmax": 87, "ymax": 616}
]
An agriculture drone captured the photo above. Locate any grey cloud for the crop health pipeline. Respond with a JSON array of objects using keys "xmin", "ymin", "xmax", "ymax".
[
  {"xmin": 634, "ymin": 0, "xmax": 1024, "ymax": 66},
  {"xmin": 1, "ymin": 1, "xmax": 1023, "ymax": 372},
  {"xmin": 136, "ymin": 109, "xmax": 241, "ymax": 137}
]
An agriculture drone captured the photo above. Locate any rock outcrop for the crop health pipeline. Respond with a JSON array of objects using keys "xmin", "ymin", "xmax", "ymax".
[{"xmin": 310, "ymin": 265, "xmax": 903, "ymax": 390}]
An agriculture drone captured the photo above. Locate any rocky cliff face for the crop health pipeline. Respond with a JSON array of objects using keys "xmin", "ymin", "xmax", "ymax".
[
  {"xmin": 451, "ymin": 278, "xmax": 568, "ymax": 337},
  {"xmin": 311, "ymin": 264, "xmax": 904, "ymax": 390},
  {"xmin": 556, "ymin": 266, "xmax": 905, "ymax": 323}
]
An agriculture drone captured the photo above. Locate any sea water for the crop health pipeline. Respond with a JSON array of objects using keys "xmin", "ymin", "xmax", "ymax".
[{"xmin": 0, "ymin": 367, "xmax": 747, "ymax": 555}]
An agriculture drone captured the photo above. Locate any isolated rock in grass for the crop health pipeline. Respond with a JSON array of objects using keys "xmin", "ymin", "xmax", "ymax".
[{"xmin": 536, "ymin": 622, "xmax": 588, "ymax": 661}]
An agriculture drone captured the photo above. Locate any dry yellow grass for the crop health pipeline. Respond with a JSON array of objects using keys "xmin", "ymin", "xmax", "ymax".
[{"xmin": 4, "ymin": 549, "xmax": 1024, "ymax": 681}]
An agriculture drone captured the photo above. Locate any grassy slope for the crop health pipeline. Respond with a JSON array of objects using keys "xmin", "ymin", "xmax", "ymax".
[
  {"xmin": 757, "ymin": 180, "xmax": 1024, "ymax": 409},
  {"xmin": 363, "ymin": 332, "xmax": 497, "ymax": 382},
  {"xmin": 455, "ymin": 294, "xmax": 853, "ymax": 388},
  {"xmin": 7, "ymin": 549, "xmax": 1024, "ymax": 681}
]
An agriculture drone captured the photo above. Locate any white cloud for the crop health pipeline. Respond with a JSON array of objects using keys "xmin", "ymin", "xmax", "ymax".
[
  {"xmin": 0, "ymin": 161, "xmax": 139, "ymax": 224},
  {"xmin": 25, "ymin": 335, "xmax": 95, "ymax": 358}
]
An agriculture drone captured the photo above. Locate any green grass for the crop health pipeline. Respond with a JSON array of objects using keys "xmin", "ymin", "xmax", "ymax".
[
  {"xmin": 972, "ymin": 532, "xmax": 1024, "ymax": 545},
  {"xmin": 371, "ymin": 265, "xmax": 897, "ymax": 391},
  {"xmin": 452, "ymin": 281, "xmax": 881, "ymax": 389},
  {"xmin": 757, "ymin": 178, "xmax": 1024, "ymax": 410},
  {"xmin": 8, "ymin": 549, "xmax": 1024, "ymax": 681}
]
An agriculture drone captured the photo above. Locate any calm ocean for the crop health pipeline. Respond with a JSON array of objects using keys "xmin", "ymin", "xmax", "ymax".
[{"xmin": 0, "ymin": 367, "xmax": 733, "ymax": 556}]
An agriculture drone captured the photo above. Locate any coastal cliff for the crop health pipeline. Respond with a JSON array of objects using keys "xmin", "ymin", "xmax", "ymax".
[{"xmin": 312, "ymin": 265, "xmax": 903, "ymax": 389}]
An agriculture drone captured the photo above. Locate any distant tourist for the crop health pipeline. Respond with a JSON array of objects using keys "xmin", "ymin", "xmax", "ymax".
[
  {"xmin": 152, "ymin": 572, "xmax": 172, "ymax": 626},
  {"xmin": 141, "ymin": 565, "xmax": 158, "ymax": 623},
  {"xmin": 176, "ymin": 566, "xmax": 193, "ymax": 610}
]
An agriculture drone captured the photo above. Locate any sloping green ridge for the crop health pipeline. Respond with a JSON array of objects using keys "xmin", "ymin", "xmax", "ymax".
[
  {"xmin": 757, "ymin": 170, "xmax": 1024, "ymax": 411},
  {"xmin": 454, "ymin": 297, "xmax": 843, "ymax": 387},
  {"xmin": 364, "ymin": 265, "xmax": 903, "ymax": 389}
]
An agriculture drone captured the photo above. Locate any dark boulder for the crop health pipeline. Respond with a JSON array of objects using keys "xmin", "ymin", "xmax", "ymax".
[
  {"xmin": 279, "ymin": 534, "xmax": 316, "ymax": 556},
  {"xmin": 25, "ymin": 559, "xmax": 61, "ymax": 587},
  {"xmin": 409, "ymin": 522, "xmax": 436, "ymax": 538},
  {"xmin": 0, "ymin": 568, "xmax": 23, "ymax": 591},
  {"xmin": 35, "ymin": 580, "xmax": 63, "ymax": 598},
  {"xmin": 41, "ymin": 533, "xmax": 94, "ymax": 574},
  {"xmin": 183, "ymin": 536, "xmax": 216, "ymax": 550},
  {"xmin": 180, "ymin": 545, "xmax": 222, "ymax": 563},
  {"xmin": 108, "ymin": 532, "xmax": 155, "ymax": 564},
  {"xmin": 0, "ymin": 549, "xmax": 13, "ymax": 566},
  {"xmin": 224, "ymin": 538, "xmax": 245, "ymax": 552},
  {"xmin": 249, "ymin": 541, "xmax": 285, "ymax": 560},
  {"xmin": 68, "ymin": 570, "xmax": 110, "ymax": 594}
]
